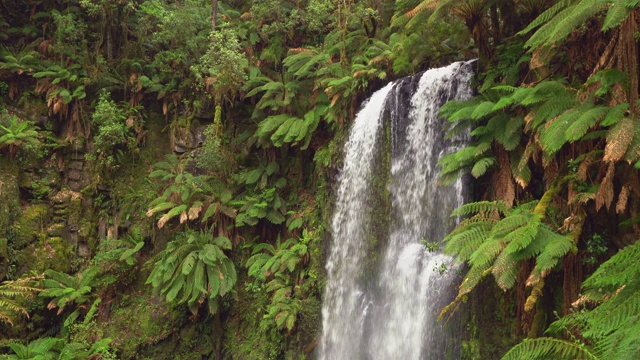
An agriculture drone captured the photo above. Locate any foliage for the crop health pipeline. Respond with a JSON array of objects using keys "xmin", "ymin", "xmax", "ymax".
[
  {"xmin": 0, "ymin": 274, "xmax": 41, "ymax": 325},
  {"xmin": 245, "ymin": 230, "xmax": 313, "ymax": 333},
  {"xmin": 39, "ymin": 266, "xmax": 105, "ymax": 331},
  {"xmin": 191, "ymin": 28, "xmax": 248, "ymax": 103},
  {"xmin": 146, "ymin": 154, "xmax": 236, "ymax": 230},
  {"xmin": 86, "ymin": 92, "xmax": 142, "ymax": 174},
  {"xmin": 1, "ymin": 336, "xmax": 114, "ymax": 360},
  {"xmin": 145, "ymin": 230, "xmax": 237, "ymax": 315},
  {"xmin": 441, "ymin": 193, "xmax": 574, "ymax": 318},
  {"xmin": 0, "ymin": 114, "xmax": 41, "ymax": 159},
  {"xmin": 503, "ymin": 239, "xmax": 640, "ymax": 360}
]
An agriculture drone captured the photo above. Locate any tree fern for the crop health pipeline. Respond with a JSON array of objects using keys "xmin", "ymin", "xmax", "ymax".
[
  {"xmin": 518, "ymin": 0, "xmax": 573, "ymax": 36},
  {"xmin": 538, "ymin": 107, "xmax": 580, "ymax": 155},
  {"xmin": 564, "ymin": 106, "xmax": 609, "ymax": 142},
  {"xmin": 501, "ymin": 337, "xmax": 599, "ymax": 360}
]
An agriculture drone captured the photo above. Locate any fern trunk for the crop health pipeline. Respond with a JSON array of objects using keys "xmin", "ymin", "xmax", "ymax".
[
  {"xmin": 562, "ymin": 252, "xmax": 582, "ymax": 315},
  {"xmin": 516, "ymin": 260, "xmax": 535, "ymax": 337}
]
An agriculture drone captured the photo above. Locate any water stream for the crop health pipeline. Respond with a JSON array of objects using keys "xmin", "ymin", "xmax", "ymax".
[{"xmin": 320, "ymin": 61, "xmax": 474, "ymax": 360}]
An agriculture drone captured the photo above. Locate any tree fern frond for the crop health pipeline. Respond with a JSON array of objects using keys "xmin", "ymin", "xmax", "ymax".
[
  {"xmin": 604, "ymin": 115, "xmax": 634, "ymax": 162},
  {"xmin": 583, "ymin": 286, "xmax": 640, "ymax": 339},
  {"xmin": 471, "ymin": 157, "xmax": 496, "ymax": 177},
  {"xmin": 530, "ymin": 94, "xmax": 577, "ymax": 130},
  {"xmin": 496, "ymin": 115, "xmax": 524, "ymax": 151},
  {"xmin": 471, "ymin": 101, "xmax": 498, "ymax": 120},
  {"xmin": 518, "ymin": 0, "xmax": 573, "ymax": 36},
  {"xmin": 523, "ymin": 4, "xmax": 579, "ymax": 49},
  {"xmin": 468, "ymin": 237, "xmax": 505, "ymax": 269},
  {"xmin": 532, "ymin": 227, "xmax": 574, "ymax": 273},
  {"xmin": 539, "ymin": 108, "xmax": 580, "ymax": 155},
  {"xmin": 503, "ymin": 214, "xmax": 541, "ymax": 254},
  {"xmin": 542, "ymin": 1, "xmax": 608, "ymax": 48},
  {"xmin": 501, "ymin": 337, "xmax": 599, "ymax": 360},
  {"xmin": 601, "ymin": 103, "xmax": 629, "ymax": 126},
  {"xmin": 583, "ymin": 239, "xmax": 640, "ymax": 291},
  {"xmin": 492, "ymin": 250, "xmax": 520, "ymax": 290},
  {"xmin": 602, "ymin": 1, "xmax": 634, "ymax": 31},
  {"xmin": 450, "ymin": 201, "xmax": 507, "ymax": 217},
  {"xmin": 564, "ymin": 105, "xmax": 609, "ymax": 142}
]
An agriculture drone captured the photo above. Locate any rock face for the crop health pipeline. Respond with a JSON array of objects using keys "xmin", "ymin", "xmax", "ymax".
[
  {"xmin": 0, "ymin": 159, "xmax": 20, "ymax": 280},
  {"xmin": 173, "ymin": 122, "xmax": 206, "ymax": 153}
]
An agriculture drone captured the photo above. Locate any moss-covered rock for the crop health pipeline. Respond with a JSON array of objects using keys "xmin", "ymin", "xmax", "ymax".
[
  {"xmin": 100, "ymin": 293, "xmax": 177, "ymax": 359},
  {"xmin": 0, "ymin": 158, "xmax": 20, "ymax": 237},
  {"xmin": 14, "ymin": 204, "xmax": 49, "ymax": 249}
]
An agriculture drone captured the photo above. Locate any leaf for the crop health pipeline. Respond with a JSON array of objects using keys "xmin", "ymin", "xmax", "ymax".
[{"xmin": 182, "ymin": 252, "xmax": 197, "ymax": 275}]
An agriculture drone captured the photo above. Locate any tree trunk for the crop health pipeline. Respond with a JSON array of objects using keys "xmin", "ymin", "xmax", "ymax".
[{"xmin": 212, "ymin": 0, "xmax": 217, "ymax": 32}]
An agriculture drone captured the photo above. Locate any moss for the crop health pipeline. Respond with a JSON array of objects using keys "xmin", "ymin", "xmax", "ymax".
[
  {"xmin": 26, "ymin": 237, "xmax": 75, "ymax": 273},
  {"xmin": 14, "ymin": 204, "xmax": 49, "ymax": 249},
  {"xmin": 100, "ymin": 293, "xmax": 177, "ymax": 359},
  {"xmin": 0, "ymin": 158, "xmax": 20, "ymax": 239}
]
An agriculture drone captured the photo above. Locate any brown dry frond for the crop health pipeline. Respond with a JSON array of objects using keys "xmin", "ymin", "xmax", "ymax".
[
  {"xmin": 616, "ymin": 183, "xmax": 631, "ymax": 214},
  {"xmin": 404, "ymin": 0, "xmax": 438, "ymax": 18},
  {"xmin": 596, "ymin": 161, "xmax": 615, "ymax": 211},
  {"xmin": 526, "ymin": 267, "xmax": 550, "ymax": 288},
  {"xmin": 288, "ymin": 48, "xmax": 314, "ymax": 54},
  {"xmin": 604, "ymin": 117, "xmax": 634, "ymax": 162},
  {"xmin": 188, "ymin": 205, "xmax": 202, "ymax": 221}
]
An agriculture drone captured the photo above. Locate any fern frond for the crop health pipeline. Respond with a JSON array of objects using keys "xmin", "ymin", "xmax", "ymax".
[
  {"xmin": 602, "ymin": 1, "xmax": 634, "ymax": 31},
  {"xmin": 539, "ymin": 108, "xmax": 580, "ymax": 155},
  {"xmin": 518, "ymin": 0, "xmax": 572, "ymax": 36},
  {"xmin": 564, "ymin": 105, "xmax": 609, "ymax": 142},
  {"xmin": 501, "ymin": 337, "xmax": 598, "ymax": 360},
  {"xmin": 604, "ymin": 115, "xmax": 634, "ymax": 162},
  {"xmin": 450, "ymin": 201, "xmax": 507, "ymax": 217},
  {"xmin": 471, "ymin": 157, "xmax": 496, "ymax": 178},
  {"xmin": 532, "ymin": 227, "xmax": 574, "ymax": 273},
  {"xmin": 601, "ymin": 103, "xmax": 629, "ymax": 127}
]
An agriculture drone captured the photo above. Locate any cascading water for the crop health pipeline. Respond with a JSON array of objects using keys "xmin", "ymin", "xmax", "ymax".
[{"xmin": 320, "ymin": 61, "xmax": 474, "ymax": 360}]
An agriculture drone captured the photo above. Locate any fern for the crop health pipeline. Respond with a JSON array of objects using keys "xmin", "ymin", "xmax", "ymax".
[
  {"xmin": 600, "ymin": 103, "xmax": 629, "ymax": 127},
  {"xmin": 518, "ymin": 0, "xmax": 573, "ymax": 36},
  {"xmin": 471, "ymin": 157, "xmax": 496, "ymax": 177},
  {"xmin": 564, "ymin": 105, "xmax": 609, "ymax": 142},
  {"xmin": 602, "ymin": 0, "xmax": 635, "ymax": 31},
  {"xmin": 539, "ymin": 108, "xmax": 580, "ymax": 155},
  {"xmin": 501, "ymin": 337, "xmax": 599, "ymax": 360},
  {"xmin": 145, "ymin": 231, "xmax": 236, "ymax": 315}
]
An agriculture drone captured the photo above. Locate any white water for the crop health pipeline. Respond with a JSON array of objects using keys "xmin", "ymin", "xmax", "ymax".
[
  {"xmin": 320, "ymin": 61, "xmax": 474, "ymax": 360},
  {"xmin": 320, "ymin": 82, "xmax": 395, "ymax": 360}
]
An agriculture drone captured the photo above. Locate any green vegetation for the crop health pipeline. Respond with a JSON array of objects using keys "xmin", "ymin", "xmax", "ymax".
[{"xmin": 0, "ymin": 0, "xmax": 639, "ymax": 358}]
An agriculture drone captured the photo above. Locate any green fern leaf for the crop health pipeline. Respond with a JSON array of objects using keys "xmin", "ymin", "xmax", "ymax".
[
  {"xmin": 564, "ymin": 105, "xmax": 609, "ymax": 142},
  {"xmin": 501, "ymin": 337, "xmax": 598, "ymax": 360},
  {"xmin": 601, "ymin": 103, "xmax": 629, "ymax": 127},
  {"xmin": 602, "ymin": 1, "xmax": 633, "ymax": 31},
  {"xmin": 518, "ymin": 0, "xmax": 572, "ymax": 36},
  {"xmin": 471, "ymin": 157, "xmax": 496, "ymax": 178}
]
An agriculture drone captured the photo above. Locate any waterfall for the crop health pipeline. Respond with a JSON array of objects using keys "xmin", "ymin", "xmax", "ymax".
[{"xmin": 320, "ymin": 61, "xmax": 474, "ymax": 360}]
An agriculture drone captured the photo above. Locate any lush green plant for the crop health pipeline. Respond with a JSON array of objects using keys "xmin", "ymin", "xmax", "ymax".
[
  {"xmin": 86, "ymin": 92, "xmax": 142, "ymax": 174},
  {"xmin": 0, "ymin": 274, "xmax": 41, "ymax": 325},
  {"xmin": 0, "ymin": 114, "xmax": 41, "ymax": 159},
  {"xmin": 191, "ymin": 28, "xmax": 248, "ymax": 103},
  {"xmin": 145, "ymin": 230, "xmax": 237, "ymax": 315},
  {"xmin": 39, "ymin": 266, "xmax": 104, "ymax": 331},
  {"xmin": 2, "ymin": 336, "xmax": 113, "ymax": 360},
  {"xmin": 146, "ymin": 155, "xmax": 237, "ymax": 229},
  {"xmin": 502, "ymin": 239, "xmax": 640, "ymax": 360},
  {"xmin": 440, "ymin": 191, "xmax": 575, "ymax": 318},
  {"xmin": 245, "ymin": 230, "xmax": 312, "ymax": 332}
]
